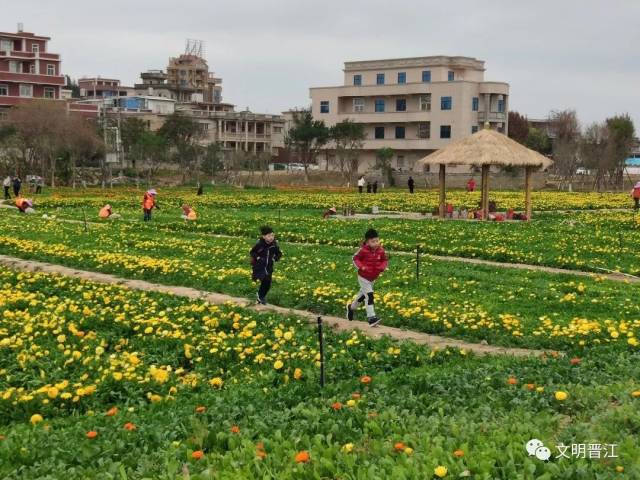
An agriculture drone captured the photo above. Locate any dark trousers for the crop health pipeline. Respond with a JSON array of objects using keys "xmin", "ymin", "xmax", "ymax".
[
  {"xmin": 258, "ymin": 275, "xmax": 272, "ymax": 300},
  {"xmin": 3, "ymin": 187, "xmax": 9, "ymax": 200},
  {"xmin": 635, "ymin": 198, "xmax": 639, "ymax": 210},
  {"xmin": 409, "ymin": 186, "xmax": 414, "ymax": 194},
  {"xmin": 358, "ymin": 186, "xmax": 363, "ymax": 193},
  {"xmin": 13, "ymin": 187, "xmax": 19, "ymax": 197},
  {"xmin": 143, "ymin": 209, "xmax": 152, "ymax": 221}
]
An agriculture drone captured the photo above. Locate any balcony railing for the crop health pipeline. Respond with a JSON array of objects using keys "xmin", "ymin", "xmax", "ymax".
[
  {"xmin": 0, "ymin": 71, "xmax": 65, "ymax": 85},
  {"xmin": 477, "ymin": 111, "xmax": 506, "ymax": 122}
]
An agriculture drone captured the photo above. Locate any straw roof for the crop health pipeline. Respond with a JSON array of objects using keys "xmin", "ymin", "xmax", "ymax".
[{"xmin": 419, "ymin": 127, "xmax": 553, "ymax": 169}]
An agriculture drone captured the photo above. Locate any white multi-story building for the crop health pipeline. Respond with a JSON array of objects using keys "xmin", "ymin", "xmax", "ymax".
[{"xmin": 310, "ymin": 56, "xmax": 509, "ymax": 173}]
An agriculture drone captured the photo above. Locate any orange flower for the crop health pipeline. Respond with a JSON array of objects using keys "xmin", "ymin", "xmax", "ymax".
[
  {"xmin": 454, "ymin": 449, "xmax": 465, "ymax": 458},
  {"xmin": 331, "ymin": 402, "xmax": 343, "ymax": 411},
  {"xmin": 360, "ymin": 376, "xmax": 372, "ymax": 385},
  {"xmin": 551, "ymin": 351, "xmax": 559, "ymax": 358},
  {"xmin": 295, "ymin": 450, "xmax": 310, "ymax": 463},
  {"xmin": 105, "ymin": 407, "xmax": 118, "ymax": 417},
  {"xmin": 570, "ymin": 357, "xmax": 581, "ymax": 365},
  {"xmin": 507, "ymin": 377, "xmax": 518, "ymax": 385},
  {"xmin": 195, "ymin": 405, "xmax": 206, "ymax": 414},
  {"xmin": 394, "ymin": 442, "xmax": 406, "ymax": 451},
  {"xmin": 351, "ymin": 392, "xmax": 361, "ymax": 400},
  {"xmin": 256, "ymin": 442, "xmax": 267, "ymax": 459},
  {"xmin": 191, "ymin": 450, "xmax": 204, "ymax": 460},
  {"xmin": 525, "ymin": 383, "xmax": 536, "ymax": 391},
  {"xmin": 86, "ymin": 430, "xmax": 98, "ymax": 439},
  {"xmin": 231, "ymin": 425, "xmax": 240, "ymax": 434},
  {"xmin": 123, "ymin": 422, "xmax": 136, "ymax": 431},
  {"xmin": 0, "ymin": 435, "xmax": 5, "ymax": 441}
]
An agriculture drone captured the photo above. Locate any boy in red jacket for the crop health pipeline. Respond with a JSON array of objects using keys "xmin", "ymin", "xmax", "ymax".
[{"xmin": 347, "ymin": 228, "xmax": 388, "ymax": 326}]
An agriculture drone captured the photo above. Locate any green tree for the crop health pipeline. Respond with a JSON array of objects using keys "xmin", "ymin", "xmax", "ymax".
[
  {"xmin": 508, "ymin": 111, "xmax": 530, "ymax": 145},
  {"xmin": 605, "ymin": 115, "xmax": 635, "ymax": 188},
  {"xmin": 130, "ymin": 132, "xmax": 167, "ymax": 184},
  {"xmin": 201, "ymin": 142, "xmax": 224, "ymax": 179},
  {"xmin": 286, "ymin": 109, "xmax": 330, "ymax": 182},
  {"xmin": 120, "ymin": 117, "xmax": 149, "ymax": 169},
  {"xmin": 330, "ymin": 119, "xmax": 366, "ymax": 183},
  {"xmin": 525, "ymin": 127, "xmax": 551, "ymax": 155},
  {"xmin": 375, "ymin": 147, "xmax": 395, "ymax": 186},
  {"xmin": 158, "ymin": 113, "xmax": 203, "ymax": 183}
]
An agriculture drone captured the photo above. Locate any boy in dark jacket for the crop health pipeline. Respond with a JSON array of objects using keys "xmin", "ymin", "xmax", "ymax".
[
  {"xmin": 347, "ymin": 228, "xmax": 388, "ymax": 326},
  {"xmin": 250, "ymin": 225, "xmax": 282, "ymax": 305}
]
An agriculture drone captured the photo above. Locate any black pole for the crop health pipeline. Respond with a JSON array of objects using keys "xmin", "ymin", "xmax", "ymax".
[
  {"xmin": 317, "ymin": 316, "xmax": 325, "ymax": 387},
  {"xmin": 278, "ymin": 207, "xmax": 281, "ymax": 223},
  {"xmin": 81, "ymin": 206, "xmax": 88, "ymax": 232},
  {"xmin": 416, "ymin": 244, "xmax": 420, "ymax": 281}
]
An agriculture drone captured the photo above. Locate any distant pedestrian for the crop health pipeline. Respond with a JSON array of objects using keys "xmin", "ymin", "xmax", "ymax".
[
  {"xmin": 372, "ymin": 181, "xmax": 378, "ymax": 194},
  {"xmin": 322, "ymin": 207, "xmax": 337, "ymax": 219},
  {"xmin": 12, "ymin": 176, "xmax": 21, "ymax": 197},
  {"xmin": 366, "ymin": 182, "xmax": 372, "ymax": 193},
  {"xmin": 35, "ymin": 178, "xmax": 43, "ymax": 194},
  {"xmin": 250, "ymin": 225, "xmax": 282, "ymax": 305},
  {"xmin": 631, "ymin": 181, "xmax": 640, "ymax": 210},
  {"xmin": 357, "ymin": 176, "xmax": 365, "ymax": 194},
  {"xmin": 466, "ymin": 177, "xmax": 476, "ymax": 192},
  {"xmin": 142, "ymin": 189, "xmax": 158, "ymax": 221},
  {"xmin": 408, "ymin": 176, "xmax": 415, "ymax": 194},
  {"xmin": 197, "ymin": 183, "xmax": 203, "ymax": 196},
  {"xmin": 2, "ymin": 175, "xmax": 11, "ymax": 200}
]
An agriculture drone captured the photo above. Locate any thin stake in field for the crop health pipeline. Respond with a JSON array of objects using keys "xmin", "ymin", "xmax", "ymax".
[{"xmin": 317, "ymin": 316, "xmax": 325, "ymax": 387}]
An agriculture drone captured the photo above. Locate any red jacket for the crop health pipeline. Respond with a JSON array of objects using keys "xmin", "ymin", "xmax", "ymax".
[
  {"xmin": 353, "ymin": 243, "xmax": 388, "ymax": 281},
  {"xmin": 632, "ymin": 187, "xmax": 640, "ymax": 199}
]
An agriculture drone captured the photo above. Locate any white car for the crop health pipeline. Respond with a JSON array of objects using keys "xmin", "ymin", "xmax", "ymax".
[{"xmin": 287, "ymin": 163, "xmax": 306, "ymax": 172}]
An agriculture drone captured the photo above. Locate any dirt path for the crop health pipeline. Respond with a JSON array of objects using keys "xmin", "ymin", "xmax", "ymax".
[{"xmin": 0, "ymin": 254, "xmax": 548, "ymax": 358}]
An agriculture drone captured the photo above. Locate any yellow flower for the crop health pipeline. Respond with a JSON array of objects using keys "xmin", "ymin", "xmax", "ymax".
[
  {"xmin": 293, "ymin": 368, "xmax": 302, "ymax": 380},
  {"xmin": 30, "ymin": 414, "xmax": 43, "ymax": 425},
  {"xmin": 274, "ymin": 360, "xmax": 284, "ymax": 370},
  {"xmin": 434, "ymin": 466, "xmax": 448, "ymax": 478},
  {"xmin": 404, "ymin": 447, "xmax": 414, "ymax": 455},
  {"xmin": 342, "ymin": 443, "xmax": 354, "ymax": 453},
  {"xmin": 555, "ymin": 391, "xmax": 568, "ymax": 401},
  {"xmin": 47, "ymin": 387, "xmax": 59, "ymax": 399},
  {"xmin": 95, "ymin": 346, "xmax": 104, "ymax": 356},
  {"xmin": 346, "ymin": 399, "xmax": 356, "ymax": 407},
  {"xmin": 56, "ymin": 335, "xmax": 66, "ymax": 343},
  {"xmin": 113, "ymin": 372, "xmax": 123, "ymax": 381},
  {"xmin": 209, "ymin": 377, "xmax": 224, "ymax": 388},
  {"xmin": 283, "ymin": 331, "xmax": 293, "ymax": 341},
  {"xmin": 631, "ymin": 391, "xmax": 640, "ymax": 398}
]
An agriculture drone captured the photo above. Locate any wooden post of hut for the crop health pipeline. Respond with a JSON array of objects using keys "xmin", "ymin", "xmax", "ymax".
[
  {"xmin": 481, "ymin": 164, "xmax": 490, "ymax": 220},
  {"xmin": 438, "ymin": 164, "xmax": 446, "ymax": 218},
  {"xmin": 524, "ymin": 166, "xmax": 533, "ymax": 220}
]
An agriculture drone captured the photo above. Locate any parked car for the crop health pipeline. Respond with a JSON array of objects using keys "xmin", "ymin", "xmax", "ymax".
[{"xmin": 287, "ymin": 163, "xmax": 306, "ymax": 172}]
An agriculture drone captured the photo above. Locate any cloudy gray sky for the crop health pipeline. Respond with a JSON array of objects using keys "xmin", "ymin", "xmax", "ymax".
[{"xmin": 5, "ymin": 0, "xmax": 640, "ymax": 128}]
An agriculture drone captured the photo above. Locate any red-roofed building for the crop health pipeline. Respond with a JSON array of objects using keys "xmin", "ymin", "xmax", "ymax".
[{"xmin": 0, "ymin": 25, "xmax": 65, "ymax": 110}]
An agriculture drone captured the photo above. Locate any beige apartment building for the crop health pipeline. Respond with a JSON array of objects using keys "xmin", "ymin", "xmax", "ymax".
[{"xmin": 310, "ymin": 56, "xmax": 509, "ymax": 173}]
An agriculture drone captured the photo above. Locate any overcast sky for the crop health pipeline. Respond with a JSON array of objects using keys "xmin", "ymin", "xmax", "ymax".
[{"xmin": 5, "ymin": 0, "xmax": 640, "ymax": 129}]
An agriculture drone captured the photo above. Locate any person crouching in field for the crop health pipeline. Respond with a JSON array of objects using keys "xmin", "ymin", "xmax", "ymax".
[
  {"xmin": 250, "ymin": 225, "xmax": 282, "ymax": 305},
  {"xmin": 15, "ymin": 198, "xmax": 35, "ymax": 214},
  {"xmin": 99, "ymin": 204, "xmax": 121, "ymax": 219},
  {"xmin": 142, "ymin": 189, "xmax": 158, "ymax": 221},
  {"xmin": 631, "ymin": 182, "xmax": 640, "ymax": 210},
  {"xmin": 181, "ymin": 204, "xmax": 197, "ymax": 221},
  {"xmin": 347, "ymin": 228, "xmax": 388, "ymax": 327}
]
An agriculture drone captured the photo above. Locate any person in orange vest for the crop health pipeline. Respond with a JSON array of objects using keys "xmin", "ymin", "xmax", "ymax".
[
  {"xmin": 15, "ymin": 197, "xmax": 34, "ymax": 214},
  {"xmin": 142, "ymin": 189, "xmax": 158, "ymax": 221},
  {"xmin": 181, "ymin": 204, "xmax": 197, "ymax": 221},
  {"xmin": 99, "ymin": 204, "xmax": 113, "ymax": 218},
  {"xmin": 322, "ymin": 207, "xmax": 337, "ymax": 219},
  {"xmin": 631, "ymin": 182, "xmax": 640, "ymax": 210},
  {"xmin": 466, "ymin": 178, "xmax": 476, "ymax": 192}
]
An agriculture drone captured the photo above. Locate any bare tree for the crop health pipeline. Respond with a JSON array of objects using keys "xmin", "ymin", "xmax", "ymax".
[{"xmin": 549, "ymin": 110, "xmax": 581, "ymax": 190}]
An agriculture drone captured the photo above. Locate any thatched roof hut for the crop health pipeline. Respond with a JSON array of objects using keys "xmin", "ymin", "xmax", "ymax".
[{"xmin": 418, "ymin": 124, "xmax": 553, "ymax": 219}]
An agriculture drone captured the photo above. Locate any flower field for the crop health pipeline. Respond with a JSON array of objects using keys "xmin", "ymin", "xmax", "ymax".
[{"xmin": 1, "ymin": 187, "xmax": 640, "ymax": 478}]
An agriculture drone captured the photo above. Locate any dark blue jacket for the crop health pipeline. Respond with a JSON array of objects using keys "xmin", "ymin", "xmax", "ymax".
[{"xmin": 250, "ymin": 239, "xmax": 282, "ymax": 280}]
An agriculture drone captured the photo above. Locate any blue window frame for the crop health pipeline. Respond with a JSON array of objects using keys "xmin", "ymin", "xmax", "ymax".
[
  {"xmin": 374, "ymin": 98, "xmax": 385, "ymax": 112},
  {"xmin": 396, "ymin": 98, "xmax": 406, "ymax": 112},
  {"xmin": 353, "ymin": 74, "xmax": 362, "ymax": 86},
  {"xmin": 471, "ymin": 125, "xmax": 479, "ymax": 134},
  {"xmin": 440, "ymin": 125, "xmax": 451, "ymax": 139},
  {"xmin": 448, "ymin": 71, "xmax": 455, "ymax": 81},
  {"xmin": 374, "ymin": 126, "xmax": 385, "ymax": 139},
  {"xmin": 397, "ymin": 72, "xmax": 406, "ymax": 84},
  {"xmin": 376, "ymin": 73, "xmax": 385, "ymax": 85},
  {"xmin": 497, "ymin": 99, "xmax": 505, "ymax": 113},
  {"xmin": 472, "ymin": 97, "xmax": 479, "ymax": 111},
  {"xmin": 441, "ymin": 96, "xmax": 452, "ymax": 110},
  {"xmin": 421, "ymin": 70, "xmax": 431, "ymax": 82},
  {"xmin": 320, "ymin": 101, "xmax": 329, "ymax": 113},
  {"xmin": 395, "ymin": 126, "xmax": 405, "ymax": 139}
]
